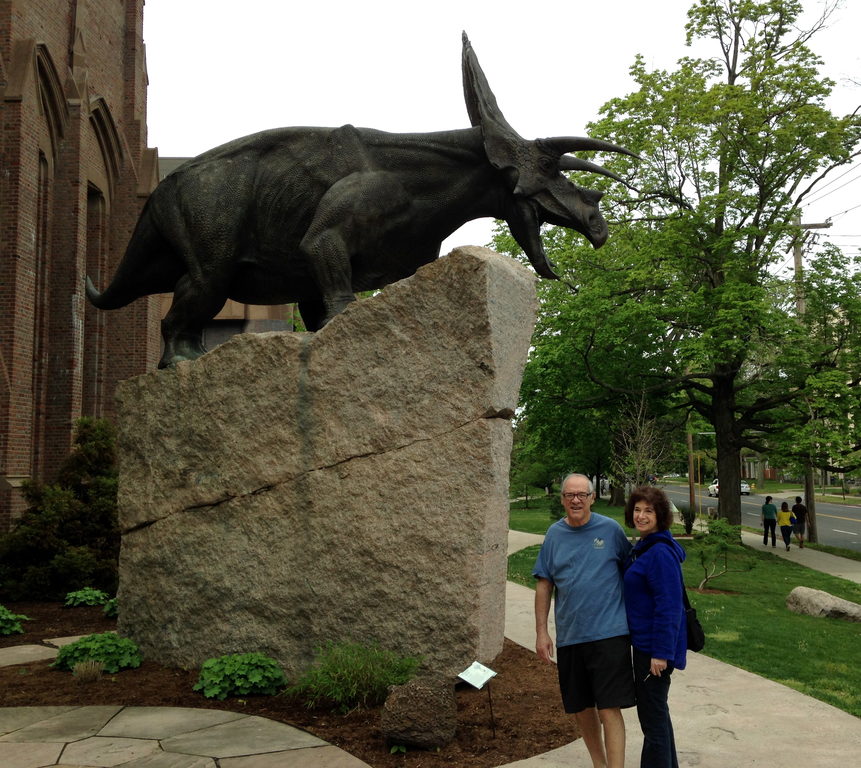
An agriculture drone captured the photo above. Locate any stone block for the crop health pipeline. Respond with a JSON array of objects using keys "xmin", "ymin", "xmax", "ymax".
[
  {"xmin": 381, "ymin": 676, "xmax": 457, "ymax": 749},
  {"xmin": 786, "ymin": 586, "xmax": 861, "ymax": 622},
  {"xmin": 115, "ymin": 247, "xmax": 536, "ymax": 677}
]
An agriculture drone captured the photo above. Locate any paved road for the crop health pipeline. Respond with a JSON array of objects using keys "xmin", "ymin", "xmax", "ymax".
[{"xmin": 661, "ymin": 483, "xmax": 861, "ymax": 553}]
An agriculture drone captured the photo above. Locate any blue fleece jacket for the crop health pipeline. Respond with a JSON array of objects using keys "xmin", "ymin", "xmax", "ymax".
[{"xmin": 623, "ymin": 529, "xmax": 687, "ymax": 669}]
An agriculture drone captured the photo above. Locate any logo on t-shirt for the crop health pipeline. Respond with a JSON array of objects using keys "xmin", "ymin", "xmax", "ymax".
[{"xmin": 592, "ymin": 537, "xmax": 605, "ymax": 549}]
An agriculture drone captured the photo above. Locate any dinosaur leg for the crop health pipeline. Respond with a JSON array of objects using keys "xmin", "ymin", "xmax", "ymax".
[
  {"xmin": 301, "ymin": 171, "xmax": 412, "ymax": 326},
  {"xmin": 300, "ymin": 229, "xmax": 357, "ymax": 326},
  {"xmin": 159, "ymin": 274, "xmax": 228, "ymax": 368},
  {"xmin": 297, "ymin": 297, "xmax": 328, "ymax": 332}
]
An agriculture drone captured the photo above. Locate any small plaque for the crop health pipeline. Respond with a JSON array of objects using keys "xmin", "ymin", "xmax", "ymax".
[{"xmin": 458, "ymin": 661, "xmax": 497, "ymax": 690}]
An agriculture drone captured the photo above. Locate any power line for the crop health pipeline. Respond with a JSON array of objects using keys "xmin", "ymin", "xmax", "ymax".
[
  {"xmin": 831, "ymin": 202, "xmax": 861, "ymax": 218},
  {"xmin": 805, "ymin": 162, "xmax": 861, "ymax": 199},
  {"xmin": 805, "ymin": 170, "xmax": 861, "ymax": 205}
]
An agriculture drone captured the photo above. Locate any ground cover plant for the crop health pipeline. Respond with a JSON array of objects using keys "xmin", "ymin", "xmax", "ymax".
[
  {"xmin": 508, "ymin": 506, "xmax": 861, "ymax": 717},
  {"xmin": 287, "ymin": 642, "xmax": 421, "ymax": 713},
  {"xmin": 195, "ymin": 652, "xmax": 287, "ymax": 700},
  {"xmin": 52, "ymin": 631, "xmax": 142, "ymax": 674},
  {"xmin": 0, "ymin": 604, "xmax": 30, "ymax": 635},
  {"xmin": 64, "ymin": 587, "xmax": 111, "ymax": 607}
]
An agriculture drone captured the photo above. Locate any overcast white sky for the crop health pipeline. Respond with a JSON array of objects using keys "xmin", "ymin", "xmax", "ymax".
[{"xmin": 142, "ymin": 0, "xmax": 860, "ymax": 264}]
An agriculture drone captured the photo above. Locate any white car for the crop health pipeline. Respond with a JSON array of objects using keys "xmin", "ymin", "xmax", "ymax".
[{"xmin": 708, "ymin": 479, "xmax": 751, "ymax": 496}]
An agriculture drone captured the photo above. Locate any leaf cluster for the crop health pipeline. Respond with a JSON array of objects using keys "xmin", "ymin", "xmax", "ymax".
[
  {"xmin": 64, "ymin": 587, "xmax": 111, "ymax": 607},
  {"xmin": 194, "ymin": 652, "xmax": 288, "ymax": 700},
  {"xmin": 0, "ymin": 604, "xmax": 31, "ymax": 635},
  {"xmin": 286, "ymin": 642, "xmax": 421, "ymax": 713},
  {"xmin": 52, "ymin": 632, "xmax": 141, "ymax": 674},
  {"xmin": 102, "ymin": 597, "xmax": 119, "ymax": 618}
]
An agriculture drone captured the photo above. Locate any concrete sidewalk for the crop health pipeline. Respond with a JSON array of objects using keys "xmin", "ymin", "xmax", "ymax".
[
  {"xmin": 1, "ymin": 529, "xmax": 859, "ymax": 767},
  {"xmin": 0, "ymin": 705, "xmax": 368, "ymax": 767},
  {"xmin": 502, "ymin": 530, "xmax": 861, "ymax": 767},
  {"xmin": 740, "ymin": 529, "xmax": 861, "ymax": 582}
]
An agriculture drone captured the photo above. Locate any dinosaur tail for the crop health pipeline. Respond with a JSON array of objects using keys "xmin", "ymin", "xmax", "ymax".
[
  {"xmin": 85, "ymin": 274, "xmax": 127, "ymax": 309},
  {"xmin": 84, "ymin": 198, "xmax": 184, "ymax": 310}
]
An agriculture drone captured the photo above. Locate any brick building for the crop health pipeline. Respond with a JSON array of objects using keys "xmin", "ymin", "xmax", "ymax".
[{"xmin": 0, "ymin": 0, "xmax": 160, "ymax": 527}]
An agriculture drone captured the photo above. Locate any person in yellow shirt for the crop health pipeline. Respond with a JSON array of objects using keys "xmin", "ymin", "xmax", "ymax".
[{"xmin": 776, "ymin": 501, "xmax": 795, "ymax": 551}]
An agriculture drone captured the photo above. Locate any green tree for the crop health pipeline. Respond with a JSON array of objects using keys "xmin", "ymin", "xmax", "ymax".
[
  {"xmin": 499, "ymin": 0, "xmax": 860, "ymax": 525},
  {"xmin": 0, "ymin": 418, "xmax": 120, "ymax": 600}
]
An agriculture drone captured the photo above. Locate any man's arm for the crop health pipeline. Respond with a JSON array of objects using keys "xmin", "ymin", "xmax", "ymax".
[{"xmin": 535, "ymin": 577, "xmax": 555, "ymax": 663}]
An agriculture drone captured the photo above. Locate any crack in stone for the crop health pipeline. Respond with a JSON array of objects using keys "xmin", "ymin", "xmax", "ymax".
[{"xmin": 123, "ymin": 412, "xmax": 513, "ymax": 534}]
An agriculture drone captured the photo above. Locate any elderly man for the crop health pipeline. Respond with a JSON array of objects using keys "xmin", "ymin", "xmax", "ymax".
[{"xmin": 534, "ymin": 473, "xmax": 634, "ymax": 768}]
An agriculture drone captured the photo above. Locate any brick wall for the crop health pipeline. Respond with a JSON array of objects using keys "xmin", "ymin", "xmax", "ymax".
[{"xmin": 0, "ymin": 1, "xmax": 158, "ymax": 529}]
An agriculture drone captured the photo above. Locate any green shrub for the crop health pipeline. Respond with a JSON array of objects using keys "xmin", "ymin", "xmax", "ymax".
[
  {"xmin": 693, "ymin": 517, "xmax": 754, "ymax": 590},
  {"xmin": 64, "ymin": 587, "xmax": 110, "ymax": 607},
  {"xmin": 0, "ymin": 604, "xmax": 31, "ymax": 635},
  {"xmin": 103, "ymin": 597, "xmax": 118, "ymax": 618},
  {"xmin": 678, "ymin": 504, "xmax": 697, "ymax": 535},
  {"xmin": 194, "ymin": 652, "xmax": 288, "ymax": 700},
  {"xmin": 0, "ymin": 418, "xmax": 120, "ymax": 601},
  {"xmin": 546, "ymin": 495, "xmax": 564, "ymax": 521},
  {"xmin": 52, "ymin": 632, "xmax": 141, "ymax": 674},
  {"xmin": 287, "ymin": 642, "xmax": 420, "ymax": 712}
]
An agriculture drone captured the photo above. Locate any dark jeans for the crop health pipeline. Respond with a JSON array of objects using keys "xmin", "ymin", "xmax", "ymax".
[
  {"xmin": 780, "ymin": 525, "xmax": 793, "ymax": 547},
  {"xmin": 763, "ymin": 518, "xmax": 776, "ymax": 546},
  {"xmin": 633, "ymin": 648, "xmax": 678, "ymax": 768}
]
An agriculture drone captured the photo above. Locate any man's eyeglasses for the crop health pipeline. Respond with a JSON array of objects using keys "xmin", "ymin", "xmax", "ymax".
[{"xmin": 562, "ymin": 492, "xmax": 592, "ymax": 501}]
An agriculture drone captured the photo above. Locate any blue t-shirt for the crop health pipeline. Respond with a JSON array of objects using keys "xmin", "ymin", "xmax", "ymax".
[{"xmin": 533, "ymin": 513, "xmax": 632, "ymax": 647}]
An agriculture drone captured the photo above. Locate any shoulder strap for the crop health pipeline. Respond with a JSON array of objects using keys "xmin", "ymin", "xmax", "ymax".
[{"xmin": 633, "ymin": 537, "xmax": 692, "ymax": 609}]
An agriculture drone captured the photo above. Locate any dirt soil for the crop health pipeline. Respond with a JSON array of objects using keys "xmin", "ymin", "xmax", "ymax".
[{"xmin": 0, "ymin": 602, "xmax": 577, "ymax": 768}]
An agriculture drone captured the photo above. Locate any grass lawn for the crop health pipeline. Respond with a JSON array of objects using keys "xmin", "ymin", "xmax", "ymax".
[{"xmin": 508, "ymin": 501, "xmax": 861, "ymax": 718}]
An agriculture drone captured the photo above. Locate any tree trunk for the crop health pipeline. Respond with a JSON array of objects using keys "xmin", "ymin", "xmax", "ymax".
[
  {"xmin": 712, "ymin": 373, "xmax": 742, "ymax": 525},
  {"xmin": 804, "ymin": 465, "xmax": 818, "ymax": 544}
]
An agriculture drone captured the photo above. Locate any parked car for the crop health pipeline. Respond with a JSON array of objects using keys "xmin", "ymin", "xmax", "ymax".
[{"xmin": 707, "ymin": 479, "xmax": 751, "ymax": 496}]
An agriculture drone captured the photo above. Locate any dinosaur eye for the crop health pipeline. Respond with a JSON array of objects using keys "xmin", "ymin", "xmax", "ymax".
[{"xmin": 538, "ymin": 155, "xmax": 557, "ymax": 175}]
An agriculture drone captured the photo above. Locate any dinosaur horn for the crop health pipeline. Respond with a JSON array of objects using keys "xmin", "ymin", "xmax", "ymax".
[
  {"xmin": 558, "ymin": 156, "xmax": 626, "ymax": 184},
  {"xmin": 545, "ymin": 136, "xmax": 640, "ymax": 158}
]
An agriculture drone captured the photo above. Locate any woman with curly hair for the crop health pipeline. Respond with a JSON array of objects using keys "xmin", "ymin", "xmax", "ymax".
[{"xmin": 623, "ymin": 485, "xmax": 687, "ymax": 768}]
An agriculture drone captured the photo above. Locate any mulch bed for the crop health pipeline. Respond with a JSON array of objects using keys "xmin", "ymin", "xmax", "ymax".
[{"xmin": 0, "ymin": 602, "xmax": 576, "ymax": 767}]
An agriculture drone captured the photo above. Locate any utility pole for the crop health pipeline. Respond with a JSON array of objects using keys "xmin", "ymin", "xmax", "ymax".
[
  {"xmin": 793, "ymin": 213, "xmax": 831, "ymax": 544},
  {"xmin": 687, "ymin": 431, "xmax": 696, "ymax": 511}
]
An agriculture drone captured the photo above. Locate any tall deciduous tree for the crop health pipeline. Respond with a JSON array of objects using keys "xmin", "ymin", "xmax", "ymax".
[{"xmin": 498, "ymin": 0, "xmax": 861, "ymax": 524}]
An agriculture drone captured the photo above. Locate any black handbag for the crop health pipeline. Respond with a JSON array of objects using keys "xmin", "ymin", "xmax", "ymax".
[
  {"xmin": 631, "ymin": 536, "xmax": 706, "ymax": 652},
  {"xmin": 682, "ymin": 588, "xmax": 706, "ymax": 652}
]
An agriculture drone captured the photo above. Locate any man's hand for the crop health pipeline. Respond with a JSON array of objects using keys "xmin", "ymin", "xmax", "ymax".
[
  {"xmin": 534, "ymin": 578, "xmax": 555, "ymax": 664},
  {"xmin": 536, "ymin": 629, "xmax": 555, "ymax": 664}
]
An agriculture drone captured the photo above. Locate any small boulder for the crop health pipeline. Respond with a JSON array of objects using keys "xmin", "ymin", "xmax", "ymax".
[
  {"xmin": 786, "ymin": 586, "xmax": 861, "ymax": 622},
  {"xmin": 381, "ymin": 676, "xmax": 457, "ymax": 750}
]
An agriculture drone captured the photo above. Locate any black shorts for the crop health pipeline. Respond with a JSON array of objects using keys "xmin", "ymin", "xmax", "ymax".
[{"xmin": 556, "ymin": 635, "xmax": 635, "ymax": 713}]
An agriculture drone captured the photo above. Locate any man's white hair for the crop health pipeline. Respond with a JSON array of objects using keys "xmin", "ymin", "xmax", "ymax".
[{"xmin": 560, "ymin": 473, "xmax": 594, "ymax": 493}]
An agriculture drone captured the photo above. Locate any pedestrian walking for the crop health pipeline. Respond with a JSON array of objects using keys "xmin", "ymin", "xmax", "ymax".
[
  {"xmin": 791, "ymin": 496, "xmax": 808, "ymax": 548},
  {"xmin": 777, "ymin": 501, "xmax": 795, "ymax": 551},
  {"xmin": 761, "ymin": 496, "xmax": 777, "ymax": 547}
]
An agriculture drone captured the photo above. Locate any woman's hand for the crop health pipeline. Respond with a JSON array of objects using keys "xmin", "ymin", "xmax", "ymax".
[{"xmin": 650, "ymin": 658, "xmax": 668, "ymax": 677}]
